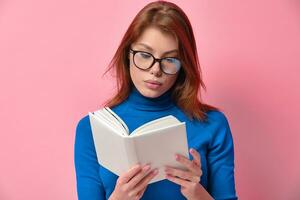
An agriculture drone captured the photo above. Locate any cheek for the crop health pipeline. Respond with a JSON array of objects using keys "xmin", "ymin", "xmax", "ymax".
[
  {"xmin": 129, "ymin": 63, "xmax": 143, "ymax": 83},
  {"xmin": 129, "ymin": 58, "xmax": 135, "ymax": 78},
  {"xmin": 165, "ymin": 75, "xmax": 178, "ymax": 87}
]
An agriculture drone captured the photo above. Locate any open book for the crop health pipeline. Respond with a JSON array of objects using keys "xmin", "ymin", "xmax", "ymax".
[{"xmin": 88, "ymin": 107, "xmax": 189, "ymax": 184}]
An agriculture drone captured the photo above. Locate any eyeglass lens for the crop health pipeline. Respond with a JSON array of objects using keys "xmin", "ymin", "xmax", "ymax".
[{"xmin": 133, "ymin": 51, "xmax": 180, "ymax": 74}]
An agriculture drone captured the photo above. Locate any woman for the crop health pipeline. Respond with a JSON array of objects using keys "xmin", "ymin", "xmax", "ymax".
[{"xmin": 74, "ymin": 1, "xmax": 237, "ymax": 200}]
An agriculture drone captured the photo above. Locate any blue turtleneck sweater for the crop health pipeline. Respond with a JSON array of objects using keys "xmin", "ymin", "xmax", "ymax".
[{"xmin": 74, "ymin": 86, "xmax": 237, "ymax": 200}]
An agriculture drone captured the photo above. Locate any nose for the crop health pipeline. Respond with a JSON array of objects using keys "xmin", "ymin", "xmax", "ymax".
[{"xmin": 149, "ymin": 61, "xmax": 162, "ymax": 76}]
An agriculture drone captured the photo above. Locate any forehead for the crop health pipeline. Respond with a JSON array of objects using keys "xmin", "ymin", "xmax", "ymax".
[{"xmin": 133, "ymin": 26, "xmax": 178, "ymax": 53}]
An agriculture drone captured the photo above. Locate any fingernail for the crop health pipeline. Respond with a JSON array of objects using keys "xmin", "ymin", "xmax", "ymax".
[
  {"xmin": 134, "ymin": 164, "xmax": 140, "ymax": 169},
  {"xmin": 143, "ymin": 164, "xmax": 151, "ymax": 171},
  {"xmin": 153, "ymin": 169, "xmax": 158, "ymax": 174}
]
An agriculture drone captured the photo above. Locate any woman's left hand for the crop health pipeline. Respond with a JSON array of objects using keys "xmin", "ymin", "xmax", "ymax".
[{"xmin": 164, "ymin": 148, "xmax": 213, "ymax": 200}]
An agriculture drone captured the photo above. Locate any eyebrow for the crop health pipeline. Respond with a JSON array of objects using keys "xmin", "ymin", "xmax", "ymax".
[{"xmin": 134, "ymin": 43, "xmax": 178, "ymax": 56}]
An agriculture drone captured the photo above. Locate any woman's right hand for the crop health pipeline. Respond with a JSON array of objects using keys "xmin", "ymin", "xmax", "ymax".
[{"xmin": 108, "ymin": 164, "xmax": 158, "ymax": 200}]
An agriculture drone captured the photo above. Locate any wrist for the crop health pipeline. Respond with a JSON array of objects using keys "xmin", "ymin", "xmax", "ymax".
[
  {"xmin": 190, "ymin": 184, "xmax": 214, "ymax": 200},
  {"xmin": 108, "ymin": 193, "xmax": 116, "ymax": 200}
]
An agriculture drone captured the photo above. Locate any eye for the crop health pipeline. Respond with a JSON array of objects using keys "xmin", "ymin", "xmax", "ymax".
[
  {"xmin": 164, "ymin": 57, "xmax": 178, "ymax": 63},
  {"xmin": 138, "ymin": 52, "xmax": 152, "ymax": 59}
]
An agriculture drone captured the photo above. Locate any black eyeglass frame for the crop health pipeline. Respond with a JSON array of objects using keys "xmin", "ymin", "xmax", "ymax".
[{"xmin": 129, "ymin": 48, "xmax": 181, "ymax": 75}]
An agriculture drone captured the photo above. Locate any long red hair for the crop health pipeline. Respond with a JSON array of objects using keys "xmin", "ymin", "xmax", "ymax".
[{"xmin": 102, "ymin": 0, "xmax": 220, "ymax": 122}]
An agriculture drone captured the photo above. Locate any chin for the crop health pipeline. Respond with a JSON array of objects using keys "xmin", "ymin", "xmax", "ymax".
[{"xmin": 140, "ymin": 88, "xmax": 164, "ymax": 98}]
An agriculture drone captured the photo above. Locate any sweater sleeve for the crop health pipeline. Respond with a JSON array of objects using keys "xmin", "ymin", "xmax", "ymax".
[
  {"xmin": 207, "ymin": 112, "xmax": 238, "ymax": 200},
  {"xmin": 74, "ymin": 115, "xmax": 106, "ymax": 200}
]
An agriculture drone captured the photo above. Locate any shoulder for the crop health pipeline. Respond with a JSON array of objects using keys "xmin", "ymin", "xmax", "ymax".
[
  {"xmin": 76, "ymin": 114, "xmax": 90, "ymax": 132},
  {"xmin": 205, "ymin": 110, "xmax": 230, "ymax": 129},
  {"xmin": 75, "ymin": 114, "xmax": 93, "ymax": 144},
  {"xmin": 204, "ymin": 110, "xmax": 234, "ymax": 144}
]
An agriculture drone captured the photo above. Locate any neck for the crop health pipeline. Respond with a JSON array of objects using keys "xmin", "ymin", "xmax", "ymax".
[{"xmin": 126, "ymin": 85, "xmax": 175, "ymax": 111}]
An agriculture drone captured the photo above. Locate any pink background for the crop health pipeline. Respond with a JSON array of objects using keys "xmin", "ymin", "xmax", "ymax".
[{"xmin": 0, "ymin": 0, "xmax": 299, "ymax": 199}]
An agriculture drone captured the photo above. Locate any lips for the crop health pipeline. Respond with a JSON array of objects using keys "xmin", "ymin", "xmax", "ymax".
[
  {"xmin": 144, "ymin": 80, "xmax": 162, "ymax": 89},
  {"xmin": 145, "ymin": 80, "xmax": 162, "ymax": 85}
]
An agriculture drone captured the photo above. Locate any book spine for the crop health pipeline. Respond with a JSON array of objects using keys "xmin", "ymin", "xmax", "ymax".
[{"xmin": 123, "ymin": 137, "xmax": 138, "ymax": 168}]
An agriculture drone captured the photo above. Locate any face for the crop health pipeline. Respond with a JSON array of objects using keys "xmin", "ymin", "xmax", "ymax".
[{"xmin": 129, "ymin": 26, "xmax": 180, "ymax": 98}]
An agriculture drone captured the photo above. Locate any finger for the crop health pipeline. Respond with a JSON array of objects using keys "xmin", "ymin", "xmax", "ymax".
[
  {"xmin": 175, "ymin": 154, "xmax": 201, "ymax": 176},
  {"xmin": 129, "ymin": 168, "xmax": 158, "ymax": 197},
  {"xmin": 189, "ymin": 148, "xmax": 201, "ymax": 166},
  {"xmin": 136, "ymin": 186, "xmax": 147, "ymax": 199},
  {"xmin": 126, "ymin": 164, "xmax": 152, "ymax": 190},
  {"xmin": 165, "ymin": 173, "xmax": 189, "ymax": 187},
  {"xmin": 165, "ymin": 167, "xmax": 200, "ymax": 183},
  {"xmin": 118, "ymin": 164, "xmax": 142, "ymax": 184}
]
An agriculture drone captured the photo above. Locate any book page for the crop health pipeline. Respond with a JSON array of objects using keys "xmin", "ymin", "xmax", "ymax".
[
  {"xmin": 94, "ymin": 110, "xmax": 125, "ymax": 136},
  {"xmin": 89, "ymin": 112, "xmax": 133, "ymax": 175},
  {"xmin": 104, "ymin": 107, "xmax": 129, "ymax": 135},
  {"xmin": 131, "ymin": 115, "xmax": 180, "ymax": 136},
  {"xmin": 132, "ymin": 122, "xmax": 189, "ymax": 184},
  {"xmin": 97, "ymin": 108, "xmax": 128, "ymax": 136}
]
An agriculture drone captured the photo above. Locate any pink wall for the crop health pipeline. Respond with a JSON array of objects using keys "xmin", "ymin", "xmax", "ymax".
[{"xmin": 0, "ymin": 0, "xmax": 299, "ymax": 199}]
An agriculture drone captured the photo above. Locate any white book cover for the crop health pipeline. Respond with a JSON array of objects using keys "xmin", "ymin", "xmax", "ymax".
[{"xmin": 88, "ymin": 107, "xmax": 189, "ymax": 184}]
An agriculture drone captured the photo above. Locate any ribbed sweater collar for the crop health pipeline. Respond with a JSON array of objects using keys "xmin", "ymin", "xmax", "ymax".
[{"xmin": 126, "ymin": 86, "xmax": 175, "ymax": 111}]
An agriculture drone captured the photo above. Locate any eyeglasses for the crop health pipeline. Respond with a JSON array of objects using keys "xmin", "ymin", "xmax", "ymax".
[{"xmin": 129, "ymin": 48, "xmax": 181, "ymax": 75}]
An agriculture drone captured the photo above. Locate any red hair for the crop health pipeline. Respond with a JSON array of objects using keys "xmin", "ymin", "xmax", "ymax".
[{"xmin": 102, "ymin": 0, "xmax": 219, "ymax": 121}]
